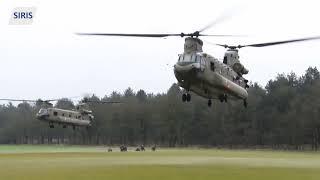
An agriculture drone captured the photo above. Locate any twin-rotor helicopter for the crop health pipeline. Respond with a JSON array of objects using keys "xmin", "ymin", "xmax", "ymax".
[
  {"xmin": 0, "ymin": 97, "xmax": 120, "ymax": 130},
  {"xmin": 78, "ymin": 18, "xmax": 320, "ymax": 107}
]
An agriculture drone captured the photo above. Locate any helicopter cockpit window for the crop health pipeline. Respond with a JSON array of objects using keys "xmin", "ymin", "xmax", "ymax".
[
  {"xmin": 179, "ymin": 54, "xmax": 203, "ymax": 63},
  {"xmin": 53, "ymin": 111, "xmax": 58, "ymax": 116},
  {"xmin": 223, "ymin": 56, "xmax": 228, "ymax": 64},
  {"xmin": 38, "ymin": 108, "xmax": 47, "ymax": 114},
  {"xmin": 191, "ymin": 54, "xmax": 196, "ymax": 62},
  {"xmin": 178, "ymin": 55, "xmax": 183, "ymax": 62},
  {"xmin": 184, "ymin": 54, "xmax": 192, "ymax": 62},
  {"xmin": 195, "ymin": 55, "xmax": 200, "ymax": 63},
  {"xmin": 178, "ymin": 54, "xmax": 191, "ymax": 62}
]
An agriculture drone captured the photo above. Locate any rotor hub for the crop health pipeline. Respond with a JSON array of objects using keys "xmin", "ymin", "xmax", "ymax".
[{"xmin": 184, "ymin": 37, "xmax": 203, "ymax": 53}]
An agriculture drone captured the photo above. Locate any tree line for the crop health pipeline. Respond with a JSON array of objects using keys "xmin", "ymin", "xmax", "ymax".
[{"xmin": 0, "ymin": 67, "xmax": 319, "ymax": 150}]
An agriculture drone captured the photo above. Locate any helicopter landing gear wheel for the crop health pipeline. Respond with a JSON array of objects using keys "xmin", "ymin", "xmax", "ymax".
[
  {"xmin": 49, "ymin": 124, "xmax": 54, "ymax": 128},
  {"xmin": 63, "ymin": 125, "xmax": 67, "ymax": 128},
  {"xmin": 72, "ymin": 125, "xmax": 76, "ymax": 130},
  {"xmin": 182, "ymin": 94, "xmax": 187, "ymax": 102},
  {"xmin": 243, "ymin": 99, "xmax": 248, "ymax": 108},
  {"xmin": 208, "ymin": 99, "xmax": 212, "ymax": 107},
  {"xmin": 182, "ymin": 93, "xmax": 191, "ymax": 102},
  {"xmin": 186, "ymin": 93, "xmax": 191, "ymax": 102}
]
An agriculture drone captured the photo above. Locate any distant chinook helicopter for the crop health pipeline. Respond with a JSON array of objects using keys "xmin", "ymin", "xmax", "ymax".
[
  {"xmin": 0, "ymin": 98, "xmax": 120, "ymax": 130},
  {"xmin": 78, "ymin": 18, "xmax": 320, "ymax": 108}
]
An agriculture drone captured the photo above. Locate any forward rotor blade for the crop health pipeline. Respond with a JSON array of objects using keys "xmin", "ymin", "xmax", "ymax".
[
  {"xmin": 0, "ymin": 96, "xmax": 80, "ymax": 103},
  {"xmin": 77, "ymin": 32, "xmax": 243, "ymax": 38},
  {"xmin": 0, "ymin": 99, "xmax": 37, "ymax": 102},
  {"xmin": 47, "ymin": 96, "xmax": 81, "ymax": 102},
  {"xmin": 242, "ymin": 36, "xmax": 320, "ymax": 48},
  {"xmin": 198, "ymin": 8, "xmax": 237, "ymax": 33},
  {"xmin": 77, "ymin": 33, "xmax": 181, "ymax": 38}
]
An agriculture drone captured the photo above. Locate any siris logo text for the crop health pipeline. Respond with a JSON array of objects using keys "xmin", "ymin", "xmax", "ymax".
[
  {"xmin": 9, "ymin": 7, "xmax": 36, "ymax": 25},
  {"xmin": 13, "ymin": 12, "xmax": 33, "ymax": 19}
]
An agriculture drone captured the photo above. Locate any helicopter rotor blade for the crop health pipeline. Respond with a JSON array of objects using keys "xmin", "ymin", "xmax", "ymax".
[
  {"xmin": 82, "ymin": 99, "xmax": 122, "ymax": 104},
  {"xmin": 77, "ymin": 7, "xmax": 241, "ymax": 39},
  {"xmin": 77, "ymin": 32, "xmax": 241, "ymax": 38},
  {"xmin": 77, "ymin": 33, "xmax": 182, "ymax": 38},
  {"xmin": 240, "ymin": 36, "xmax": 320, "ymax": 48},
  {"xmin": 200, "ymin": 34, "xmax": 245, "ymax": 37},
  {"xmin": 0, "ymin": 99, "xmax": 37, "ymax": 102},
  {"xmin": 198, "ymin": 12, "xmax": 234, "ymax": 33},
  {"xmin": 215, "ymin": 43, "xmax": 227, "ymax": 48},
  {"xmin": 45, "ymin": 96, "xmax": 81, "ymax": 102},
  {"xmin": 213, "ymin": 36, "xmax": 320, "ymax": 49},
  {"xmin": 93, "ymin": 101, "xmax": 122, "ymax": 104},
  {"xmin": 198, "ymin": 6, "xmax": 240, "ymax": 33},
  {"xmin": 0, "ymin": 96, "xmax": 81, "ymax": 104}
]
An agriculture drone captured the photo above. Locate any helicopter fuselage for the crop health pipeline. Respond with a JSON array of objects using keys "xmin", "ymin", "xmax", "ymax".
[
  {"xmin": 36, "ymin": 107, "xmax": 93, "ymax": 128},
  {"xmin": 173, "ymin": 37, "xmax": 248, "ymax": 106},
  {"xmin": 174, "ymin": 52, "xmax": 248, "ymax": 101}
]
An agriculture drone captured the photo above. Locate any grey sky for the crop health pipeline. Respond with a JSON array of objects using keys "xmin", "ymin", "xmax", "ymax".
[{"xmin": 1, "ymin": 0, "xmax": 320, "ymax": 101}]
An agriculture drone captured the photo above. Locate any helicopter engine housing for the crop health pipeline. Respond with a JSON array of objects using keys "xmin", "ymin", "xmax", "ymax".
[
  {"xmin": 184, "ymin": 37, "xmax": 203, "ymax": 53},
  {"xmin": 232, "ymin": 62, "xmax": 249, "ymax": 75},
  {"xmin": 223, "ymin": 49, "xmax": 248, "ymax": 75}
]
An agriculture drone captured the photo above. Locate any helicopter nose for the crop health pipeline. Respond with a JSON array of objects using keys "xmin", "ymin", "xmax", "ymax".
[
  {"xmin": 36, "ymin": 114, "xmax": 42, "ymax": 120},
  {"xmin": 174, "ymin": 62, "xmax": 200, "ymax": 73},
  {"xmin": 36, "ymin": 113, "xmax": 48, "ymax": 120},
  {"xmin": 36, "ymin": 114, "xmax": 44, "ymax": 120}
]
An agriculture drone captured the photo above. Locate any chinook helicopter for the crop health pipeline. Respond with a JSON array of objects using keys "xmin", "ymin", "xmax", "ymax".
[
  {"xmin": 78, "ymin": 20, "xmax": 320, "ymax": 108},
  {"xmin": 0, "ymin": 98, "xmax": 120, "ymax": 129}
]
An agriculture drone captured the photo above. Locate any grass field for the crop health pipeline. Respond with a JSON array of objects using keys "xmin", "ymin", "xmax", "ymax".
[{"xmin": 0, "ymin": 145, "xmax": 320, "ymax": 180}]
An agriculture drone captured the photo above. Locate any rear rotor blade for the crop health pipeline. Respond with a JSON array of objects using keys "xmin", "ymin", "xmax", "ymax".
[
  {"xmin": 213, "ymin": 36, "xmax": 320, "ymax": 49},
  {"xmin": 86, "ymin": 100, "xmax": 122, "ymax": 104},
  {"xmin": 241, "ymin": 36, "xmax": 320, "ymax": 48},
  {"xmin": 98, "ymin": 101, "xmax": 122, "ymax": 104},
  {"xmin": 81, "ymin": 97, "xmax": 121, "ymax": 104}
]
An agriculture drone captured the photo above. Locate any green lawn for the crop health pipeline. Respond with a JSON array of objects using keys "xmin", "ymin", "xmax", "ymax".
[{"xmin": 0, "ymin": 145, "xmax": 320, "ymax": 180}]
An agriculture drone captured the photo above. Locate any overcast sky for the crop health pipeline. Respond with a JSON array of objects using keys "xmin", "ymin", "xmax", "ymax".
[{"xmin": 1, "ymin": 0, "xmax": 320, "ymax": 102}]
